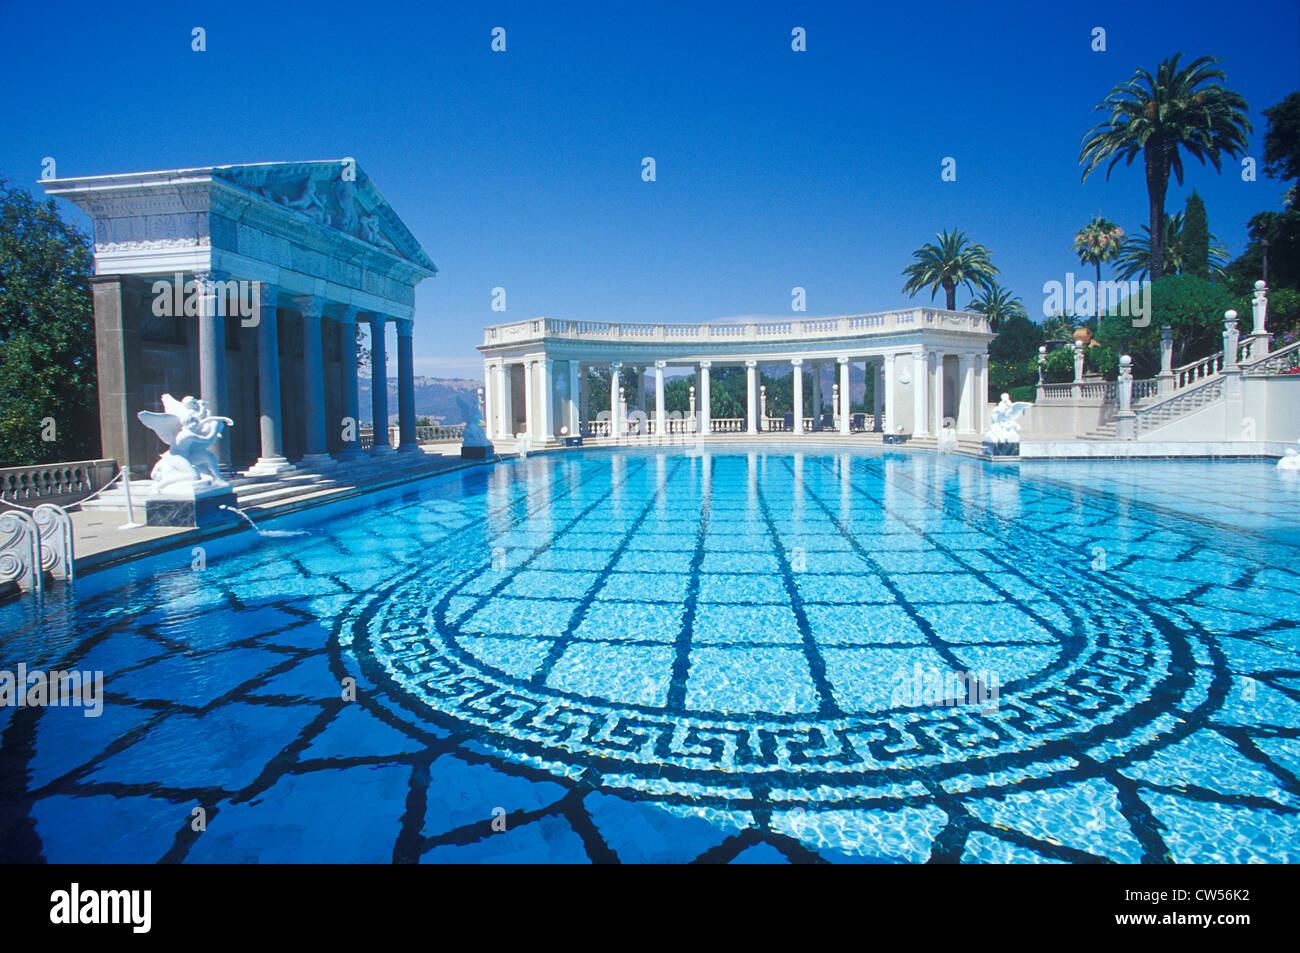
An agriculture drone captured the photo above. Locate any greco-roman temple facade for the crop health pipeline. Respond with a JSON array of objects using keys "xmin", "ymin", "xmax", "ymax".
[
  {"xmin": 478, "ymin": 310, "xmax": 995, "ymax": 445},
  {"xmin": 42, "ymin": 161, "xmax": 437, "ymax": 475}
]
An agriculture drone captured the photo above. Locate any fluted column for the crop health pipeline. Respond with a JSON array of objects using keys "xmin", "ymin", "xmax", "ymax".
[
  {"xmin": 811, "ymin": 362, "xmax": 822, "ymax": 430},
  {"xmin": 336, "ymin": 306, "xmax": 362, "ymax": 460},
  {"xmin": 497, "ymin": 361, "xmax": 512, "ymax": 438},
  {"xmin": 369, "ymin": 314, "xmax": 392, "ymax": 453},
  {"xmin": 746, "ymin": 360, "xmax": 758, "ymax": 434},
  {"xmin": 396, "ymin": 321, "xmax": 418, "ymax": 453},
  {"xmin": 933, "ymin": 352, "xmax": 947, "ymax": 431},
  {"xmin": 296, "ymin": 295, "xmax": 333, "ymax": 468},
  {"xmin": 912, "ymin": 346, "xmax": 928, "ymax": 436},
  {"xmin": 523, "ymin": 360, "xmax": 537, "ymax": 441},
  {"xmin": 248, "ymin": 282, "xmax": 294, "ymax": 476},
  {"xmin": 654, "ymin": 361, "xmax": 666, "ymax": 436},
  {"xmin": 568, "ymin": 360, "xmax": 580, "ymax": 437},
  {"xmin": 540, "ymin": 358, "xmax": 555, "ymax": 441},
  {"xmin": 872, "ymin": 359, "xmax": 884, "ymax": 432},
  {"xmin": 838, "ymin": 357, "xmax": 851, "ymax": 434},
  {"xmin": 483, "ymin": 362, "xmax": 496, "ymax": 441},
  {"xmin": 699, "ymin": 361, "xmax": 711, "ymax": 435},
  {"xmin": 791, "ymin": 359, "xmax": 804, "ymax": 433},
  {"xmin": 610, "ymin": 362, "xmax": 622, "ymax": 437},
  {"xmin": 881, "ymin": 355, "xmax": 894, "ymax": 433},
  {"xmin": 196, "ymin": 272, "xmax": 233, "ymax": 471},
  {"xmin": 958, "ymin": 353, "xmax": 976, "ymax": 434},
  {"xmin": 578, "ymin": 364, "xmax": 588, "ymax": 435}
]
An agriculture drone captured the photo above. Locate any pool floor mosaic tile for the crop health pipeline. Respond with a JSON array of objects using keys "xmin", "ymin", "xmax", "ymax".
[{"xmin": 2, "ymin": 451, "xmax": 1299, "ymax": 863}]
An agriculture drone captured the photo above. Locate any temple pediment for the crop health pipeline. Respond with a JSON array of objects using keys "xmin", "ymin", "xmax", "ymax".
[{"xmin": 213, "ymin": 160, "xmax": 436, "ymax": 275}]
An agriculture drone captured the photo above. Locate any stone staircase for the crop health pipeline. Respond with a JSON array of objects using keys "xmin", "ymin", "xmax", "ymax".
[
  {"xmin": 1077, "ymin": 342, "xmax": 1257, "ymax": 441},
  {"xmin": 77, "ymin": 449, "xmax": 473, "ymax": 516}
]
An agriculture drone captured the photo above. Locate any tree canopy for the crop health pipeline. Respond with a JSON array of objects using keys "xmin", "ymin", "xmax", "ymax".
[{"xmin": 0, "ymin": 180, "xmax": 99, "ymax": 467}]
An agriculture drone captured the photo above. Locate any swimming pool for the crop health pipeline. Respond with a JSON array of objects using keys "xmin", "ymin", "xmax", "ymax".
[{"xmin": 2, "ymin": 449, "xmax": 1299, "ymax": 863}]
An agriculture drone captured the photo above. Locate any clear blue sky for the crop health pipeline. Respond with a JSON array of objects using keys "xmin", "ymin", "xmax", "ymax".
[{"xmin": 2, "ymin": 0, "xmax": 1297, "ymax": 379}]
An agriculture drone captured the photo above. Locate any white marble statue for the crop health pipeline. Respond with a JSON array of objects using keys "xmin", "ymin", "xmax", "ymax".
[
  {"xmin": 458, "ymin": 391, "xmax": 492, "ymax": 448},
  {"xmin": 936, "ymin": 423, "xmax": 959, "ymax": 454},
  {"xmin": 137, "ymin": 394, "xmax": 233, "ymax": 495},
  {"xmin": 984, "ymin": 393, "xmax": 1031, "ymax": 446},
  {"xmin": 1279, "ymin": 441, "xmax": 1300, "ymax": 471}
]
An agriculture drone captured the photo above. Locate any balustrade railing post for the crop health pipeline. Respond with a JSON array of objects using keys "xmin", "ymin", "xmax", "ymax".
[
  {"xmin": 1250, "ymin": 280, "xmax": 1270, "ymax": 357},
  {"xmin": 1115, "ymin": 355, "xmax": 1136, "ymax": 440}
]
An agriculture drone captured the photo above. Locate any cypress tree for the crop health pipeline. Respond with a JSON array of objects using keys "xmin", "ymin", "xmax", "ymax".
[{"xmin": 1183, "ymin": 191, "xmax": 1210, "ymax": 279}]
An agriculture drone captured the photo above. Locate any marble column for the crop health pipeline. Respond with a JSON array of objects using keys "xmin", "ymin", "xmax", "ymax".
[
  {"xmin": 336, "ymin": 306, "xmax": 362, "ymax": 460},
  {"xmin": 933, "ymin": 352, "xmax": 946, "ymax": 432},
  {"xmin": 791, "ymin": 358, "xmax": 804, "ymax": 434},
  {"xmin": 483, "ymin": 363, "xmax": 496, "ymax": 441},
  {"xmin": 396, "ymin": 321, "xmax": 418, "ymax": 453},
  {"xmin": 523, "ymin": 360, "xmax": 537, "ymax": 440},
  {"xmin": 811, "ymin": 362, "xmax": 822, "ymax": 430},
  {"xmin": 872, "ymin": 360, "xmax": 883, "ymax": 432},
  {"xmin": 699, "ymin": 361, "xmax": 712, "ymax": 435},
  {"xmin": 746, "ymin": 360, "xmax": 758, "ymax": 434},
  {"xmin": 578, "ymin": 363, "xmax": 589, "ymax": 436},
  {"xmin": 654, "ymin": 361, "xmax": 666, "ymax": 436},
  {"xmin": 369, "ymin": 314, "xmax": 393, "ymax": 453},
  {"xmin": 497, "ymin": 362, "xmax": 512, "ymax": 437},
  {"xmin": 958, "ymin": 353, "xmax": 976, "ymax": 434},
  {"xmin": 568, "ymin": 360, "xmax": 580, "ymax": 437},
  {"xmin": 610, "ymin": 362, "xmax": 622, "ymax": 437},
  {"xmin": 248, "ymin": 283, "xmax": 294, "ymax": 476},
  {"xmin": 540, "ymin": 358, "xmax": 555, "ymax": 441},
  {"xmin": 296, "ymin": 296, "xmax": 334, "ymax": 468},
  {"xmin": 881, "ymin": 354, "xmax": 895, "ymax": 433},
  {"xmin": 196, "ymin": 272, "xmax": 233, "ymax": 471},
  {"xmin": 912, "ymin": 347, "xmax": 928, "ymax": 436},
  {"xmin": 838, "ymin": 357, "xmax": 851, "ymax": 434}
]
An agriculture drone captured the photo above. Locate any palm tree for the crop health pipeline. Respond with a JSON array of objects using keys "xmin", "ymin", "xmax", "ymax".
[
  {"xmin": 1072, "ymin": 215, "xmax": 1125, "ymax": 286},
  {"xmin": 1112, "ymin": 211, "xmax": 1230, "ymax": 280},
  {"xmin": 1079, "ymin": 54, "xmax": 1251, "ymax": 280},
  {"xmin": 901, "ymin": 229, "xmax": 999, "ymax": 311},
  {"xmin": 966, "ymin": 280, "xmax": 1027, "ymax": 333}
]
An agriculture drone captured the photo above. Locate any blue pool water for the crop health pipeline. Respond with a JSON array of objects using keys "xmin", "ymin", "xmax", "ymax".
[{"xmin": 2, "ymin": 449, "xmax": 1299, "ymax": 863}]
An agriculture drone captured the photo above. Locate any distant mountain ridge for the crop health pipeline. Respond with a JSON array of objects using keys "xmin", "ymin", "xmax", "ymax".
[{"xmin": 357, "ymin": 376, "xmax": 481, "ymax": 425}]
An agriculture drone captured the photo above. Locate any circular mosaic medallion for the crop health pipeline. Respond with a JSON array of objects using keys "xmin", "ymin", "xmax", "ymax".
[{"xmin": 333, "ymin": 534, "xmax": 1215, "ymax": 809}]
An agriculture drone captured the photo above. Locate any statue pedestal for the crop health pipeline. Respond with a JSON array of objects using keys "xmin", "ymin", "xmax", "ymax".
[
  {"xmin": 146, "ymin": 491, "xmax": 238, "ymax": 527},
  {"xmin": 981, "ymin": 441, "xmax": 1021, "ymax": 457},
  {"xmin": 461, "ymin": 441, "xmax": 494, "ymax": 461}
]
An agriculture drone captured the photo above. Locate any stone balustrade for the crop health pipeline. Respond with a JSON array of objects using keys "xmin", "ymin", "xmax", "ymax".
[
  {"xmin": 0, "ymin": 459, "xmax": 117, "ymax": 507},
  {"xmin": 482, "ymin": 308, "xmax": 989, "ymax": 346}
]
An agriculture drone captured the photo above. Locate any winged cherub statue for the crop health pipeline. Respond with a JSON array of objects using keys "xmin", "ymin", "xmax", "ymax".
[
  {"xmin": 984, "ymin": 393, "xmax": 1031, "ymax": 450},
  {"xmin": 137, "ymin": 394, "xmax": 234, "ymax": 493}
]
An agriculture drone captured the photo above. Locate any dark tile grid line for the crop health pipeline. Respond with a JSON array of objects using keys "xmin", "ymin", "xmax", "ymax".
[
  {"xmin": 749, "ymin": 473, "xmax": 843, "ymax": 719},
  {"xmin": 872, "ymin": 454, "xmax": 1300, "ymax": 861},
  {"xmin": 351, "ymin": 456, "xmax": 690, "ymax": 861},
  {"xmin": 1024, "ymin": 466, "xmax": 1300, "ymax": 555},
  {"xmin": 527, "ymin": 457, "xmax": 690, "ymax": 689},
  {"xmin": 3, "ymin": 456, "xmax": 588, "ymax": 863},
  {"xmin": 435, "ymin": 458, "xmax": 656, "ymax": 659},
  {"xmin": 790, "ymin": 456, "xmax": 1081, "ymax": 679},
  {"xmin": 792, "ymin": 457, "xmax": 1175, "ymax": 857}
]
